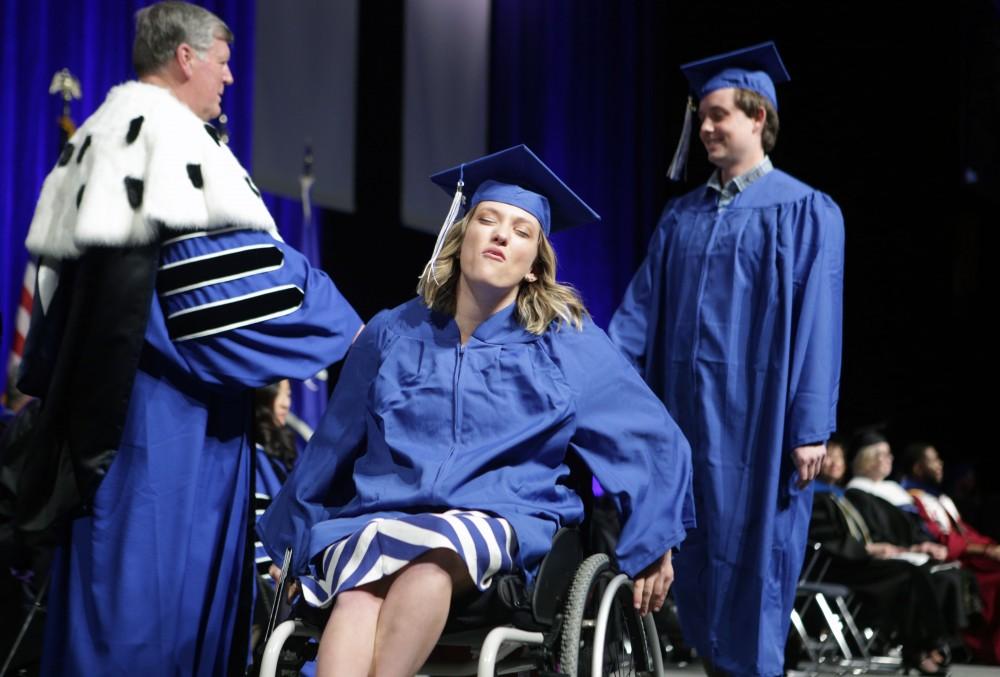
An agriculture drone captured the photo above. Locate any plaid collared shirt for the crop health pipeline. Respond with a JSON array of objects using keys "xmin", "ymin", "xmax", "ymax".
[{"xmin": 707, "ymin": 156, "xmax": 774, "ymax": 210}]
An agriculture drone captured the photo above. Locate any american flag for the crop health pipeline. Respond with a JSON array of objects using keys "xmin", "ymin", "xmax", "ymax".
[
  {"xmin": 7, "ymin": 260, "xmax": 36, "ymax": 378},
  {"xmin": 5, "ymin": 70, "xmax": 77, "ymax": 399}
]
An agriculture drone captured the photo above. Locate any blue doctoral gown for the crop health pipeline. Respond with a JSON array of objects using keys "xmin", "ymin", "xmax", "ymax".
[
  {"xmin": 609, "ymin": 169, "xmax": 844, "ymax": 676},
  {"xmin": 255, "ymin": 445, "xmax": 289, "ymax": 570},
  {"xmin": 259, "ymin": 299, "xmax": 694, "ymax": 584},
  {"xmin": 252, "ymin": 445, "xmax": 318, "ymax": 677},
  {"xmin": 42, "ymin": 228, "xmax": 361, "ymax": 676}
]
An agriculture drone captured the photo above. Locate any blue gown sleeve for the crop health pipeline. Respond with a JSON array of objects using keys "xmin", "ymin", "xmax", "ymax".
[
  {"xmin": 784, "ymin": 194, "xmax": 845, "ymax": 448},
  {"xmin": 607, "ymin": 205, "xmax": 672, "ymax": 376},
  {"xmin": 555, "ymin": 323, "xmax": 695, "ymax": 577},
  {"xmin": 152, "ymin": 227, "xmax": 362, "ymax": 388},
  {"xmin": 256, "ymin": 312, "xmax": 385, "ymax": 574}
]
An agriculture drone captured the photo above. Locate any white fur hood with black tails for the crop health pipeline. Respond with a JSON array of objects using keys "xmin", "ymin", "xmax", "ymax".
[{"xmin": 26, "ymin": 80, "xmax": 276, "ymax": 259}]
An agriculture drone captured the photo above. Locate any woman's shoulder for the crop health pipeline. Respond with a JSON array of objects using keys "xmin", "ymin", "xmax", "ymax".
[
  {"xmin": 540, "ymin": 317, "xmax": 631, "ymax": 378},
  {"xmin": 358, "ymin": 298, "xmax": 426, "ymax": 336},
  {"xmin": 543, "ymin": 315, "xmax": 615, "ymax": 347},
  {"xmin": 354, "ymin": 298, "xmax": 457, "ymax": 355}
]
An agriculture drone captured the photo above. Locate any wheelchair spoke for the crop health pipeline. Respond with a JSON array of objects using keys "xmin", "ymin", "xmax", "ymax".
[{"xmin": 558, "ymin": 555, "xmax": 659, "ymax": 677}]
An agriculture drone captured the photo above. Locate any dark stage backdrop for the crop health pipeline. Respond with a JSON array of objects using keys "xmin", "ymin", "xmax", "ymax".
[
  {"xmin": 489, "ymin": 0, "xmax": 675, "ymax": 325},
  {"xmin": 1, "ymin": 1, "xmax": 997, "ymax": 531}
]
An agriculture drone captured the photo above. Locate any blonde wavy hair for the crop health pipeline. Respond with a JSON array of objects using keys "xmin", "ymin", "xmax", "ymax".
[{"xmin": 417, "ymin": 206, "xmax": 588, "ymax": 335}]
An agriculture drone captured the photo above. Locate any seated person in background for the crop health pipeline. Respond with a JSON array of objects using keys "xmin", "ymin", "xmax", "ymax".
[
  {"xmin": 811, "ymin": 439, "xmax": 953, "ymax": 674},
  {"xmin": 845, "ymin": 431, "xmax": 947, "ymax": 561},
  {"xmin": 815, "ymin": 437, "xmax": 909, "ymax": 559},
  {"xmin": 251, "ymin": 379, "xmax": 316, "ymax": 674},
  {"xmin": 845, "ymin": 431, "xmax": 979, "ymax": 662},
  {"xmin": 258, "ymin": 145, "xmax": 695, "ymax": 677},
  {"xmin": 255, "ymin": 379, "xmax": 298, "ymax": 489},
  {"xmin": 812, "ymin": 436, "xmax": 847, "ymax": 493},
  {"xmin": 903, "ymin": 443, "xmax": 1000, "ymax": 664}
]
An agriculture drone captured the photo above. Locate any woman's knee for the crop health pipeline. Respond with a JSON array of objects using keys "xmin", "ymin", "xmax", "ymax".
[
  {"xmin": 402, "ymin": 549, "xmax": 473, "ymax": 595},
  {"xmin": 332, "ymin": 585, "xmax": 384, "ymax": 618}
]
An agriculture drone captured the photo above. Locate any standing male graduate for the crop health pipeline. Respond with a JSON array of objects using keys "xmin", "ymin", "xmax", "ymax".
[
  {"xmin": 609, "ymin": 43, "xmax": 845, "ymax": 676},
  {"xmin": 9, "ymin": 2, "xmax": 362, "ymax": 675}
]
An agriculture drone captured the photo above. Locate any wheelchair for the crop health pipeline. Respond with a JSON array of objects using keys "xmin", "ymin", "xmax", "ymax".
[{"xmin": 256, "ymin": 528, "xmax": 666, "ymax": 677}]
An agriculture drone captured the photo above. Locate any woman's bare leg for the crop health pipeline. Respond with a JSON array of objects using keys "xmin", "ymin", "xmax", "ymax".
[
  {"xmin": 315, "ymin": 579, "xmax": 387, "ymax": 677},
  {"xmin": 371, "ymin": 549, "xmax": 474, "ymax": 677}
]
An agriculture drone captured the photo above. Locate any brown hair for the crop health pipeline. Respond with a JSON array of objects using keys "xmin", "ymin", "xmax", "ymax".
[{"xmin": 734, "ymin": 88, "xmax": 780, "ymax": 153}]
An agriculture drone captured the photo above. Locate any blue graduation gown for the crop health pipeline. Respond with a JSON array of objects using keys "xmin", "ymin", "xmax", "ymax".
[
  {"xmin": 42, "ymin": 228, "xmax": 361, "ymax": 677},
  {"xmin": 608, "ymin": 169, "xmax": 844, "ymax": 676},
  {"xmin": 259, "ymin": 298, "xmax": 694, "ymax": 585},
  {"xmin": 254, "ymin": 445, "xmax": 289, "ymax": 569}
]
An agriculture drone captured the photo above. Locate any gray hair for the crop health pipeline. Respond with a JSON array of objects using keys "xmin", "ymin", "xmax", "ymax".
[
  {"xmin": 133, "ymin": 1, "xmax": 233, "ymax": 77},
  {"xmin": 851, "ymin": 443, "xmax": 885, "ymax": 479}
]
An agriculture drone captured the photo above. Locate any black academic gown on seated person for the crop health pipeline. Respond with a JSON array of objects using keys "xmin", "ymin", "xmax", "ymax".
[
  {"xmin": 843, "ymin": 488, "xmax": 976, "ymax": 641},
  {"xmin": 809, "ymin": 490, "xmax": 947, "ymax": 650}
]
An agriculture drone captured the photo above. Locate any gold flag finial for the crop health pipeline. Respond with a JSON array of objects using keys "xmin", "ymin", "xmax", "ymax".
[{"xmin": 49, "ymin": 68, "xmax": 82, "ymax": 118}]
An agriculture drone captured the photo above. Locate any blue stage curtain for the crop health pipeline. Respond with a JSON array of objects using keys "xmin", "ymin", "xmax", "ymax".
[
  {"xmin": 0, "ymin": 0, "xmax": 255, "ymax": 396},
  {"xmin": 489, "ymin": 0, "xmax": 674, "ymax": 327}
]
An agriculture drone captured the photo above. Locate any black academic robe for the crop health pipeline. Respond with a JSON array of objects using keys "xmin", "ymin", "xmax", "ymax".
[
  {"xmin": 845, "ymin": 488, "xmax": 978, "ymax": 638},
  {"xmin": 809, "ymin": 491, "xmax": 947, "ymax": 652}
]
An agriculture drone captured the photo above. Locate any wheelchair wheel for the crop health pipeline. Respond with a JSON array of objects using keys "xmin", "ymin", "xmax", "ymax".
[{"xmin": 558, "ymin": 554, "xmax": 657, "ymax": 677}]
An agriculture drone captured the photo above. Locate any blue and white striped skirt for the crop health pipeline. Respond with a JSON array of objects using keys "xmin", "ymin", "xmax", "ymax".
[{"xmin": 299, "ymin": 510, "xmax": 518, "ymax": 608}]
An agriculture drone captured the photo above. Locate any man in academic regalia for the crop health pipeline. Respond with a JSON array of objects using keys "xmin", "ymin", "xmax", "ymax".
[
  {"xmin": 5, "ymin": 3, "xmax": 362, "ymax": 675},
  {"xmin": 609, "ymin": 42, "xmax": 845, "ymax": 676},
  {"xmin": 903, "ymin": 443, "xmax": 1000, "ymax": 664}
]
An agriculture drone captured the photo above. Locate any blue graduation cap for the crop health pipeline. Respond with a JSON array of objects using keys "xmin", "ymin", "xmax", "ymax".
[
  {"xmin": 680, "ymin": 41, "xmax": 790, "ymax": 110},
  {"xmin": 668, "ymin": 42, "xmax": 791, "ymax": 181},
  {"xmin": 430, "ymin": 144, "xmax": 599, "ymax": 236},
  {"xmin": 425, "ymin": 145, "xmax": 600, "ymax": 280}
]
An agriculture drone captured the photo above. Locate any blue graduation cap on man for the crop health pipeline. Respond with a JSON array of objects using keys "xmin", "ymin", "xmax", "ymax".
[{"xmin": 668, "ymin": 41, "xmax": 791, "ymax": 180}]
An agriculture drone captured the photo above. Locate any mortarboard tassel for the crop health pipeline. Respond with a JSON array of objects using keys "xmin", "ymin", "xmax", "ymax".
[
  {"xmin": 666, "ymin": 96, "xmax": 696, "ymax": 182},
  {"xmin": 426, "ymin": 170, "xmax": 465, "ymax": 284}
]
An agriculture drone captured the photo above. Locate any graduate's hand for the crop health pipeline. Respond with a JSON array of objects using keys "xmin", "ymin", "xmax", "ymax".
[
  {"xmin": 792, "ymin": 443, "xmax": 827, "ymax": 488},
  {"xmin": 633, "ymin": 551, "xmax": 673, "ymax": 617},
  {"xmin": 269, "ymin": 563, "xmax": 301, "ymax": 601}
]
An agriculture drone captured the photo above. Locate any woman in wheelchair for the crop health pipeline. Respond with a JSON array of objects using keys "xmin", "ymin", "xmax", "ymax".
[{"xmin": 258, "ymin": 145, "xmax": 694, "ymax": 677}]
